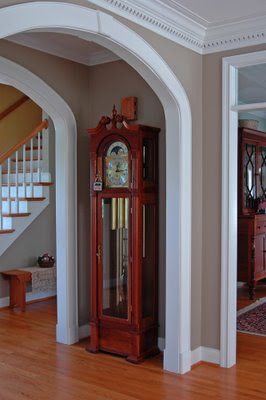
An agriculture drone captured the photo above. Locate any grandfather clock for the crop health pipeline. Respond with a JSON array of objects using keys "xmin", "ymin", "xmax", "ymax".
[{"xmin": 87, "ymin": 106, "xmax": 160, "ymax": 362}]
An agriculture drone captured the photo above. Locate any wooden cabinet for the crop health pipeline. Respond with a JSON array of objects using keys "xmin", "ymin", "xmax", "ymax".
[
  {"xmin": 87, "ymin": 106, "xmax": 160, "ymax": 362},
  {"xmin": 238, "ymin": 128, "xmax": 266, "ymax": 298}
]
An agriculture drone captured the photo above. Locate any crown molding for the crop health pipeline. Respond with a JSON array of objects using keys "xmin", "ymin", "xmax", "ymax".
[
  {"xmin": 203, "ymin": 15, "xmax": 266, "ymax": 54},
  {"xmin": 86, "ymin": 0, "xmax": 266, "ymax": 54},
  {"xmin": 87, "ymin": 0, "xmax": 205, "ymax": 53}
]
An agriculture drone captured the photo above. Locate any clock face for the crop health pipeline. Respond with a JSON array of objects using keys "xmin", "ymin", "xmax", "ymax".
[{"xmin": 105, "ymin": 141, "xmax": 129, "ymax": 188}]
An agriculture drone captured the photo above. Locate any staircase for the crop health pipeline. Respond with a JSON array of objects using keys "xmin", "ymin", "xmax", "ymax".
[{"xmin": 0, "ymin": 119, "xmax": 52, "ymax": 255}]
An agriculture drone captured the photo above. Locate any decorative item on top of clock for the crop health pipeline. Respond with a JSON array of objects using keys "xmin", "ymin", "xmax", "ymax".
[
  {"xmin": 38, "ymin": 253, "xmax": 55, "ymax": 268},
  {"xmin": 121, "ymin": 96, "xmax": 137, "ymax": 121}
]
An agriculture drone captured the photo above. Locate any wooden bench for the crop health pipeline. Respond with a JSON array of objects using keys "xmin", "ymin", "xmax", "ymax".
[{"xmin": 1, "ymin": 269, "xmax": 32, "ymax": 311}]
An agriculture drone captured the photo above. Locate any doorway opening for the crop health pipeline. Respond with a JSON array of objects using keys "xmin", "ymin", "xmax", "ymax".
[
  {"xmin": 0, "ymin": 2, "xmax": 192, "ymax": 374},
  {"xmin": 222, "ymin": 50, "xmax": 266, "ymax": 368},
  {"xmin": 0, "ymin": 84, "xmax": 57, "ymax": 314}
]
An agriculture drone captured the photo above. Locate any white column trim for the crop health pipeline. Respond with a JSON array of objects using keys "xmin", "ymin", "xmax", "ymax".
[
  {"xmin": 0, "ymin": 2, "xmax": 192, "ymax": 373},
  {"xmin": 221, "ymin": 49, "xmax": 266, "ymax": 368},
  {"xmin": 0, "ymin": 56, "xmax": 78, "ymax": 345},
  {"xmin": 191, "ymin": 347, "xmax": 220, "ymax": 365}
]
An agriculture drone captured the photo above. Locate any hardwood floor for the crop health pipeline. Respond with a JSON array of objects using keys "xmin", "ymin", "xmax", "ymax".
[{"xmin": 0, "ymin": 298, "xmax": 266, "ymax": 400}]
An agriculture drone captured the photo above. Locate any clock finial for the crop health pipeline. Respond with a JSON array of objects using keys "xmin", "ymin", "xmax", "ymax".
[
  {"xmin": 111, "ymin": 105, "xmax": 124, "ymax": 128},
  {"xmin": 88, "ymin": 105, "xmax": 125, "ymax": 134},
  {"xmin": 112, "ymin": 105, "xmax": 118, "ymax": 128}
]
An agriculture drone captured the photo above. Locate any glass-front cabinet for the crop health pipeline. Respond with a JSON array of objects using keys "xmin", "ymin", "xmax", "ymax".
[
  {"xmin": 239, "ymin": 128, "xmax": 266, "ymax": 214},
  {"xmin": 238, "ymin": 127, "xmax": 266, "ymax": 299},
  {"xmin": 100, "ymin": 197, "xmax": 130, "ymax": 321},
  {"xmin": 87, "ymin": 107, "xmax": 159, "ymax": 362}
]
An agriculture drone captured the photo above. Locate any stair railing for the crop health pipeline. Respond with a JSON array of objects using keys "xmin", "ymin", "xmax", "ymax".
[{"xmin": 0, "ymin": 119, "xmax": 48, "ymax": 230}]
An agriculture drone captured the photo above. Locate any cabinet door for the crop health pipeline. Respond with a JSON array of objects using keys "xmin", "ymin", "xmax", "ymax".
[
  {"xmin": 98, "ymin": 196, "xmax": 132, "ymax": 323},
  {"xmin": 255, "ymin": 234, "xmax": 266, "ymax": 274},
  {"xmin": 243, "ymin": 142, "xmax": 257, "ymax": 210},
  {"xmin": 258, "ymin": 145, "xmax": 266, "ymax": 198}
]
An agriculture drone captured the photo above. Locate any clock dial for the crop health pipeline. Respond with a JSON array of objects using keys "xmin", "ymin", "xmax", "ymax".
[{"xmin": 105, "ymin": 141, "xmax": 129, "ymax": 188}]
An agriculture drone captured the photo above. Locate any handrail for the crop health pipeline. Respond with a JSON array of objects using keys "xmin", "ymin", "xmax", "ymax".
[
  {"xmin": 0, "ymin": 95, "xmax": 29, "ymax": 122},
  {"xmin": 0, "ymin": 119, "xmax": 48, "ymax": 165}
]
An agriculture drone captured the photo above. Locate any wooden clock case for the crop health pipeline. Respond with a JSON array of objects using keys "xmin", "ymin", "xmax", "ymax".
[{"xmin": 87, "ymin": 107, "xmax": 160, "ymax": 363}]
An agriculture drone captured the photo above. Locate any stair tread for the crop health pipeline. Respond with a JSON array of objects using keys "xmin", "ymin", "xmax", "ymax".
[
  {"xmin": 2, "ymin": 212, "xmax": 31, "ymax": 217},
  {"xmin": 1, "ymin": 182, "xmax": 53, "ymax": 187},
  {"xmin": 2, "ymin": 169, "xmax": 40, "ymax": 174},
  {"xmin": 11, "ymin": 157, "xmax": 43, "ymax": 162},
  {"xmin": 1, "ymin": 197, "xmax": 46, "ymax": 201},
  {"xmin": 0, "ymin": 229, "xmax": 15, "ymax": 234},
  {"xmin": 25, "ymin": 146, "xmax": 43, "ymax": 150}
]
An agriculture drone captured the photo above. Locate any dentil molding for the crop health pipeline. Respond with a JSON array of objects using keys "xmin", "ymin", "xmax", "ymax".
[{"xmin": 86, "ymin": 0, "xmax": 266, "ymax": 54}]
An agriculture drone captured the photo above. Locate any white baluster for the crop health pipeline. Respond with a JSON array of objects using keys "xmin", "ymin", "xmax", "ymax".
[
  {"xmin": 23, "ymin": 144, "xmax": 26, "ymax": 198},
  {"xmin": 30, "ymin": 138, "xmax": 33, "ymax": 197},
  {"xmin": 15, "ymin": 151, "xmax": 19, "ymax": 213},
  {"xmin": 42, "ymin": 122, "xmax": 49, "ymax": 173},
  {"xmin": 0, "ymin": 164, "xmax": 2, "ymax": 230},
  {"xmin": 7, "ymin": 158, "xmax": 11, "ymax": 214},
  {"xmin": 37, "ymin": 131, "xmax": 41, "ymax": 182}
]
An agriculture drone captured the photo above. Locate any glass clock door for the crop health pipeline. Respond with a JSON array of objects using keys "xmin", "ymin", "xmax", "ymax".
[{"xmin": 98, "ymin": 197, "xmax": 131, "ymax": 321}]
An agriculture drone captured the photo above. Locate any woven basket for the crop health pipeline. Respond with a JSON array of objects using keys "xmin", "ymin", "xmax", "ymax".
[{"xmin": 239, "ymin": 119, "xmax": 259, "ymax": 130}]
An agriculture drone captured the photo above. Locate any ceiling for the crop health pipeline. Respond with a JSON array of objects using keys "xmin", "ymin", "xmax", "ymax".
[
  {"xmin": 3, "ymin": 0, "xmax": 266, "ymax": 54},
  {"xmin": 156, "ymin": 0, "xmax": 266, "ymax": 26}
]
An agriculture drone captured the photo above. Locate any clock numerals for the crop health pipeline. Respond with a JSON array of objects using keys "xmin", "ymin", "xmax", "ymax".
[{"xmin": 105, "ymin": 141, "xmax": 129, "ymax": 188}]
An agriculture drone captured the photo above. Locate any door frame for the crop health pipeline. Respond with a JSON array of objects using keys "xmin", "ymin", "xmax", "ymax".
[
  {"xmin": 0, "ymin": 2, "xmax": 192, "ymax": 374},
  {"xmin": 221, "ymin": 50, "xmax": 266, "ymax": 367}
]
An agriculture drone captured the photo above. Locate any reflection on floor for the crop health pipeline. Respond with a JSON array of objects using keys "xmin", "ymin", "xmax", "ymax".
[{"xmin": 1, "ymin": 298, "xmax": 266, "ymax": 399}]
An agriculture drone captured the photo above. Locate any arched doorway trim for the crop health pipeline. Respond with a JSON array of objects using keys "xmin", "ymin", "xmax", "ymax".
[
  {"xmin": 0, "ymin": 55, "xmax": 78, "ymax": 345},
  {"xmin": 0, "ymin": 2, "xmax": 192, "ymax": 374}
]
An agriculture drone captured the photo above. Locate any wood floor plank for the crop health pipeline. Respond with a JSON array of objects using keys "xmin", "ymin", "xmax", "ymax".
[{"xmin": 0, "ymin": 297, "xmax": 266, "ymax": 399}]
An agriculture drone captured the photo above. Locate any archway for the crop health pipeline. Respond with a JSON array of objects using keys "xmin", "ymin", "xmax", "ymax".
[{"xmin": 0, "ymin": 2, "xmax": 192, "ymax": 374}]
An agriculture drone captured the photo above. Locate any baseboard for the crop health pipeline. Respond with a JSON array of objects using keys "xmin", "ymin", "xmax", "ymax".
[
  {"xmin": 191, "ymin": 346, "xmax": 220, "ymax": 365},
  {"xmin": 56, "ymin": 322, "xmax": 79, "ymax": 345},
  {"xmin": 79, "ymin": 324, "xmax": 90, "ymax": 340},
  {"xmin": 78, "ymin": 328, "xmax": 166, "ymax": 349},
  {"xmin": 0, "ymin": 289, "xmax": 57, "ymax": 309},
  {"xmin": 158, "ymin": 336, "xmax": 165, "ymax": 351},
  {"xmin": 77, "ymin": 328, "xmax": 220, "ymax": 368}
]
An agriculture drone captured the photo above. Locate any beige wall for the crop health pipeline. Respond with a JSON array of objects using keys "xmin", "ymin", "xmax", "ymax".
[
  {"xmin": 202, "ymin": 43, "xmax": 266, "ymax": 349},
  {"xmin": 0, "ymin": 41, "xmax": 169, "ymax": 336},
  {"xmin": 87, "ymin": 61, "xmax": 166, "ymax": 335},
  {"xmin": 2, "ymin": 0, "xmax": 266, "ymax": 355},
  {"xmin": 0, "ymin": 84, "xmax": 42, "ymax": 156},
  {"xmin": 0, "ymin": 1, "xmax": 203, "ymax": 350}
]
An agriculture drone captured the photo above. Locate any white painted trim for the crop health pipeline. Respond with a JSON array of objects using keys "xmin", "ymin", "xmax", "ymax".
[
  {"xmin": 191, "ymin": 347, "xmax": 202, "ymax": 365},
  {"xmin": 79, "ymin": 324, "xmax": 91, "ymax": 340},
  {"xmin": 7, "ymin": 33, "xmax": 120, "ymax": 67},
  {"xmin": 191, "ymin": 347, "xmax": 220, "ymax": 365},
  {"xmin": 232, "ymin": 103, "xmax": 266, "ymax": 112},
  {"xmin": 221, "ymin": 49, "xmax": 266, "ymax": 368},
  {"xmin": 0, "ymin": 289, "xmax": 56, "ymax": 309},
  {"xmin": 84, "ymin": 0, "xmax": 266, "ymax": 54},
  {"xmin": 221, "ymin": 59, "xmax": 238, "ymax": 368},
  {"xmin": 158, "ymin": 337, "xmax": 165, "ymax": 352},
  {"xmin": 79, "ymin": 328, "xmax": 167, "ymax": 352},
  {"xmin": 0, "ymin": 2, "xmax": 192, "ymax": 374},
  {"xmin": 0, "ymin": 57, "xmax": 78, "ymax": 345},
  {"xmin": 86, "ymin": 0, "xmax": 205, "ymax": 54},
  {"xmin": 237, "ymin": 296, "xmax": 266, "ymax": 316}
]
